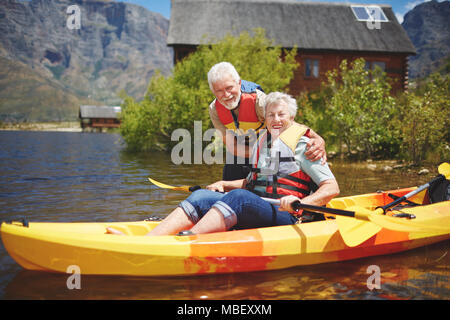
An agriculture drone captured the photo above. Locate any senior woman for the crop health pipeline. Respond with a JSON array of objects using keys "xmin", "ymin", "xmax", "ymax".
[{"xmin": 108, "ymin": 92, "xmax": 339, "ymax": 236}]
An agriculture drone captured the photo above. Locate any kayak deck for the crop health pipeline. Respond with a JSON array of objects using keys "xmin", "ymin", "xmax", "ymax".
[{"xmin": 1, "ymin": 187, "xmax": 449, "ymax": 276}]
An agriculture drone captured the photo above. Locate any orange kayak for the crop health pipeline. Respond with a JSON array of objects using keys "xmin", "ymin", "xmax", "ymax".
[{"xmin": 1, "ymin": 187, "xmax": 449, "ymax": 276}]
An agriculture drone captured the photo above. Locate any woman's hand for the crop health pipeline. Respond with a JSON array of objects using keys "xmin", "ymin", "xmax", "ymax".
[
  {"xmin": 279, "ymin": 195, "xmax": 302, "ymax": 215},
  {"xmin": 206, "ymin": 181, "xmax": 225, "ymax": 193},
  {"xmin": 206, "ymin": 179, "xmax": 247, "ymax": 193}
]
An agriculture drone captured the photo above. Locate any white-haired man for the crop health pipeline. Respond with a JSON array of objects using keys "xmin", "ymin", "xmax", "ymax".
[{"xmin": 207, "ymin": 62, "xmax": 326, "ymax": 181}]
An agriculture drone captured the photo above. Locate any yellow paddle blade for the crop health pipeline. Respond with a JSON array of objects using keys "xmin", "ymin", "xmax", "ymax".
[
  {"xmin": 148, "ymin": 178, "xmax": 175, "ymax": 189},
  {"xmin": 438, "ymin": 162, "xmax": 450, "ymax": 179},
  {"xmin": 148, "ymin": 178, "xmax": 191, "ymax": 192},
  {"xmin": 351, "ymin": 201, "xmax": 450, "ymax": 234},
  {"xmin": 335, "ymin": 214, "xmax": 382, "ymax": 247},
  {"xmin": 368, "ymin": 212, "xmax": 450, "ymax": 234}
]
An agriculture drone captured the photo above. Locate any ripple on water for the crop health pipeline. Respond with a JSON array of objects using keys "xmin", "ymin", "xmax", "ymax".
[{"xmin": 0, "ymin": 131, "xmax": 447, "ymax": 300}]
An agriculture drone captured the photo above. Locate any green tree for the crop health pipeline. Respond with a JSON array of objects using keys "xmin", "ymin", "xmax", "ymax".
[
  {"xmin": 296, "ymin": 87, "xmax": 335, "ymax": 149},
  {"xmin": 395, "ymin": 73, "xmax": 450, "ymax": 164},
  {"xmin": 120, "ymin": 29, "xmax": 298, "ymax": 152},
  {"xmin": 322, "ymin": 58, "xmax": 399, "ymax": 158}
]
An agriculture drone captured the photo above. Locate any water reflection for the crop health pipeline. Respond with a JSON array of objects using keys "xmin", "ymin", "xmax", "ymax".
[
  {"xmin": 3, "ymin": 241, "xmax": 448, "ymax": 300},
  {"xmin": 0, "ymin": 131, "xmax": 448, "ymax": 300}
]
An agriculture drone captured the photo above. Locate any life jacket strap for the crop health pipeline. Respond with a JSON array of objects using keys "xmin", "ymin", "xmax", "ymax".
[{"xmin": 277, "ymin": 173, "xmax": 315, "ymax": 189}]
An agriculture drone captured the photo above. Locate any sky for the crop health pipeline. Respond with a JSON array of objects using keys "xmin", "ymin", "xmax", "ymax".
[{"xmin": 117, "ymin": 0, "xmax": 446, "ymax": 23}]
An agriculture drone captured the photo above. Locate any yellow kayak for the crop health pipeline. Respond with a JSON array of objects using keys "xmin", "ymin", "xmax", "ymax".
[{"xmin": 1, "ymin": 187, "xmax": 449, "ymax": 276}]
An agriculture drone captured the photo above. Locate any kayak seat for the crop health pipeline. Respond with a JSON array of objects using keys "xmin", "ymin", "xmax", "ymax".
[{"xmin": 428, "ymin": 178, "xmax": 450, "ymax": 203}]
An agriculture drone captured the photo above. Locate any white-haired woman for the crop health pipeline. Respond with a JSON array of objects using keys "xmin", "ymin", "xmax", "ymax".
[{"xmin": 108, "ymin": 92, "xmax": 339, "ymax": 235}]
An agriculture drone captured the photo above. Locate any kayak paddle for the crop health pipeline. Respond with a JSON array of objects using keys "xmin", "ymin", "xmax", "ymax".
[
  {"xmin": 331, "ymin": 162, "xmax": 449, "ymax": 246},
  {"xmin": 148, "ymin": 177, "xmax": 200, "ymax": 193},
  {"xmin": 269, "ymin": 162, "xmax": 450, "ymax": 246},
  {"xmin": 260, "ymin": 197, "xmax": 382, "ymax": 247},
  {"xmin": 148, "ymin": 177, "xmax": 383, "ymax": 246},
  {"xmin": 148, "ymin": 177, "xmax": 381, "ymax": 242},
  {"xmin": 148, "ymin": 162, "xmax": 450, "ymax": 246},
  {"xmin": 263, "ymin": 195, "xmax": 449, "ymax": 247}
]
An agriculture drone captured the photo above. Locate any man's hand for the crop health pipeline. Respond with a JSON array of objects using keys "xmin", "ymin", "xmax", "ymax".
[{"xmin": 305, "ymin": 130, "xmax": 327, "ymax": 164}]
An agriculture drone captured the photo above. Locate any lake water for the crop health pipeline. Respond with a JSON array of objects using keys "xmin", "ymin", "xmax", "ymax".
[{"xmin": 0, "ymin": 130, "xmax": 448, "ymax": 300}]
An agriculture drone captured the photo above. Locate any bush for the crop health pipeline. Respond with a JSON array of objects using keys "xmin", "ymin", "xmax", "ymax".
[
  {"xmin": 297, "ymin": 59, "xmax": 449, "ymax": 165},
  {"xmin": 296, "ymin": 87, "xmax": 336, "ymax": 149},
  {"xmin": 319, "ymin": 58, "xmax": 400, "ymax": 158},
  {"xmin": 395, "ymin": 73, "xmax": 450, "ymax": 164},
  {"xmin": 120, "ymin": 29, "xmax": 298, "ymax": 152}
]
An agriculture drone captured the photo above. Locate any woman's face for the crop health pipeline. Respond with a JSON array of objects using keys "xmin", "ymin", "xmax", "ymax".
[{"xmin": 265, "ymin": 101, "xmax": 294, "ymax": 137}]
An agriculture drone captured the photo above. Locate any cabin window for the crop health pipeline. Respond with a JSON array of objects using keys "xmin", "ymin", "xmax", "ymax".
[
  {"xmin": 305, "ymin": 59, "xmax": 319, "ymax": 78},
  {"xmin": 372, "ymin": 61, "xmax": 386, "ymax": 71},
  {"xmin": 364, "ymin": 61, "xmax": 387, "ymax": 80},
  {"xmin": 351, "ymin": 5, "xmax": 388, "ymax": 22},
  {"xmin": 365, "ymin": 61, "xmax": 386, "ymax": 72}
]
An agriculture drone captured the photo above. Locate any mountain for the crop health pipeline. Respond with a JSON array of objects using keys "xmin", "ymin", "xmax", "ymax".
[
  {"xmin": 0, "ymin": 0, "xmax": 173, "ymax": 122},
  {"xmin": 402, "ymin": 0, "xmax": 450, "ymax": 79}
]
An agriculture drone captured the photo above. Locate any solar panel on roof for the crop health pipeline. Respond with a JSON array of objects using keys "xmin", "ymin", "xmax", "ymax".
[
  {"xmin": 367, "ymin": 6, "xmax": 388, "ymax": 22},
  {"xmin": 351, "ymin": 5, "xmax": 389, "ymax": 22},
  {"xmin": 352, "ymin": 6, "xmax": 370, "ymax": 20}
]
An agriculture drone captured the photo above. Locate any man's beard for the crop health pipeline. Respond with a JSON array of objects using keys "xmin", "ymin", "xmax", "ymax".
[{"xmin": 220, "ymin": 91, "xmax": 241, "ymax": 110}]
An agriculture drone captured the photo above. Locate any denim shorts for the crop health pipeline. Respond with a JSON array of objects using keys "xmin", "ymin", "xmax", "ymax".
[{"xmin": 179, "ymin": 189, "xmax": 298, "ymax": 230}]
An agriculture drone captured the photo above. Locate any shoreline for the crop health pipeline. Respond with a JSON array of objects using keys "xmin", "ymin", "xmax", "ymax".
[
  {"xmin": 0, "ymin": 121, "xmax": 82, "ymax": 132},
  {"xmin": 0, "ymin": 124, "xmax": 441, "ymax": 175}
]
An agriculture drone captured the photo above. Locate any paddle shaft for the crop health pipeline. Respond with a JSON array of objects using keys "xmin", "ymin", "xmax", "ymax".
[
  {"xmin": 378, "ymin": 174, "xmax": 445, "ymax": 213},
  {"xmin": 151, "ymin": 180, "xmax": 420, "ymax": 220},
  {"xmin": 261, "ymin": 197, "xmax": 356, "ymax": 218},
  {"xmin": 273, "ymin": 177, "xmax": 443, "ymax": 218},
  {"xmin": 188, "ymin": 186, "xmax": 358, "ymax": 218},
  {"xmin": 147, "ymin": 165, "xmax": 449, "ymax": 236}
]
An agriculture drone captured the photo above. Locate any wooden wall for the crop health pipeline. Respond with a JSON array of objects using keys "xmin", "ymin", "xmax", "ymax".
[
  {"xmin": 171, "ymin": 45, "xmax": 410, "ymax": 96},
  {"xmin": 289, "ymin": 50, "xmax": 410, "ymax": 96},
  {"xmin": 81, "ymin": 118, "xmax": 120, "ymax": 129}
]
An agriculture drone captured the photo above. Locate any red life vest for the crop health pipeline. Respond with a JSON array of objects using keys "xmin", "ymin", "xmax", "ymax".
[
  {"xmin": 215, "ymin": 92, "xmax": 264, "ymax": 133},
  {"xmin": 246, "ymin": 123, "xmax": 316, "ymax": 199}
]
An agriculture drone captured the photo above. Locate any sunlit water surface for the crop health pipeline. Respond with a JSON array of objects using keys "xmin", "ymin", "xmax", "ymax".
[{"xmin": 0, "ymin": 131, "xmax": 448, "ymax": 300}]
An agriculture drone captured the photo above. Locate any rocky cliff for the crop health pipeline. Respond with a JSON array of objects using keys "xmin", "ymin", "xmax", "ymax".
[
  {"xmin": 0, "ymin": 0, "xmax": 173, "ymax": 121},
  {"xmin": 402, "ymin": 0, "xmax": 450, "ymax": 79}
]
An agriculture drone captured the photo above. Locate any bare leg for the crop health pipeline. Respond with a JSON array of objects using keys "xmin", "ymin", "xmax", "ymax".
[
  {"xmin": 107, "ymin": 205, "xmax": 230, "ymax": 236},
  {"xmin": 146, "ymin": 207, "xmax": 194, "ymax": 236},
  {"xmin": 190, "ymin": 207, "xmax": 229, "ymax": 234}
]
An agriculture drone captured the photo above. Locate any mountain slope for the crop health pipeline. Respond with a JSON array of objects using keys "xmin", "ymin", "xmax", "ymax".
[
  {"xmin": 0, "ymin": 56, "xmax": 99, "ymax": 122},
  {"xmin": 402, "ymin": 0, "xmax": 450, "ymax": 79},
  {"xmin": 0, "ymin": 0, "xmax": 173, "ymax": 121}
]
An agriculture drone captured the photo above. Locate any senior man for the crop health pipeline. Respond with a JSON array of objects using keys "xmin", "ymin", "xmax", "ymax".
[{"xmin": 207, "ymin": 62, "xmax": 326, "ymax": 181}]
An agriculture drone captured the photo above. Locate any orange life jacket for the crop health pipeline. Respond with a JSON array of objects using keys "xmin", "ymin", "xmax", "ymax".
[
  {"xmin": 246, "ymin": 123, "xmax": 316, "ymax": 199},
  {"xmin": 215, "ymin": 92, "xmax": 264, "ymax": 134}
]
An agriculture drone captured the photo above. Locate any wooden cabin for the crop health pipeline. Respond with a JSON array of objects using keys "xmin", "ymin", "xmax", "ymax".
[
  {"xmin": 79, "ymin": 105, "xmax": 121, "ymax": 131},
  {"xmin": 167, "ymin": 0, "xmax": 416, "ymax": 95}
]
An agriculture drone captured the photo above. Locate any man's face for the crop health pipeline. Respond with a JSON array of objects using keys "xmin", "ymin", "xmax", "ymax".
[{"xmin": 211, "ymin": 74, "xmax": 241, "ymax": 110}]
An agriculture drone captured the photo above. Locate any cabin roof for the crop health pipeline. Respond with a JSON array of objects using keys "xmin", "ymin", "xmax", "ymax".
[
  {"xmin": 79, "ymin": 106, "xmax": 121, "ymax": 119},
  {"xmin": 167, "ymin": 0, "xmax": 416, "ymax": 54}
]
